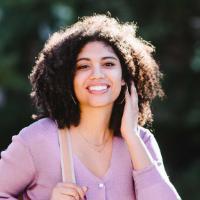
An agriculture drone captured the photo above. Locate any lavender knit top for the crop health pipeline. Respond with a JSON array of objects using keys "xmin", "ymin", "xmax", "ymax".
[{"xmin": 0, "ymin": 118, "xmax": 181, "ymax": 200}]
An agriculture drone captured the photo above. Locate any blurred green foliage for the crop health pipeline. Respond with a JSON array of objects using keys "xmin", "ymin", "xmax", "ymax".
[{"xmin": 0, "ymin": 0, "xmax": 200, "ymax": 198}]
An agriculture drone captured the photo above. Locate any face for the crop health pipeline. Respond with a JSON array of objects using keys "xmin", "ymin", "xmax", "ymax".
[{"xmin": 73, "ymin": 41, "xmax": 125, "ymax": 108}]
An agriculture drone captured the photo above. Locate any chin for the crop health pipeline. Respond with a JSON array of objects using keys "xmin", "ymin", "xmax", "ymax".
[
  {"xmin": 86, "ymin": 99, "xmax": 114, "ymax": 107},
  {"xmin": 91, "ymin": 104, "xmax": 112, "ymax": 108}
]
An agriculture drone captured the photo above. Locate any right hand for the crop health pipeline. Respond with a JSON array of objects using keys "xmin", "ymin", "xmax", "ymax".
[{"xmin": 51, "ymin": 182, "xmax": 88, "ymax": 200}]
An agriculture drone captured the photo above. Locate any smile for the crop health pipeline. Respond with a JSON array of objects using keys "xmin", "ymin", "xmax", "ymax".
[{"xmin": 87, "ymin": 85, "xmax": 110, "ymax": 94}]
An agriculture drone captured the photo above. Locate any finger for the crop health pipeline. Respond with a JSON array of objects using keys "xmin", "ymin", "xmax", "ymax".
[
  {"xmin": 67, "ymin": 183, "xmax": 87, "ymax": 199},
  {"xmin": 61, "ymin": 183, "xmax": 87, "ymax": 199},
  {"xmin": 130, "ymin": 81, "xmax": 137, "ymax": 95},
  {"xmin": 130, "ymin": 82, "xmax": 138, "ymax": 103},
  {"xmin": 125, "ymin": 85, "xmax": 131, "ymax": 100},
  {"xmin": 59, "ymin": 187, "xmax": 80, "ymax": 200},
  {"xmin": 73, "ymin": 186, "xmax": 86, "ymax": 200},
  {"xmin": 124, "ymin": 88, "xmax": 130, "ymax": 107}
]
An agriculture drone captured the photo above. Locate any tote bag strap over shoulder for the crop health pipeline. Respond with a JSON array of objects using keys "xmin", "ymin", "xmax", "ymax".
[
  {"xmin": 18, "ymin": 127, "xmax": 76, "ymax": 200},
  {"xmin": 58, "ymin": 128, "xmax": 76, "ymax": 183}
]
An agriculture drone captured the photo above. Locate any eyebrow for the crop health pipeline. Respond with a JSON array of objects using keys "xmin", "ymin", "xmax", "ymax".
[{"xmin": 76, "ymin": 56, "xmax": 118, "ymax": 62}]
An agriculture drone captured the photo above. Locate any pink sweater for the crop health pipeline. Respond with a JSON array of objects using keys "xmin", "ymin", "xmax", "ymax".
[{"xmin": 0, "ymin": 118, "xmax": 181, "ymax": 200}]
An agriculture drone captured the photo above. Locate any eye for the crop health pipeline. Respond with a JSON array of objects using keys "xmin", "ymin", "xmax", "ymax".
[
  {"xmin": 104, "ymin": 62, "xmax": 115, "ymax": 67},
  {"xmin": 76, "ymin": 65, "xmax": 89, "ymax": 70}
]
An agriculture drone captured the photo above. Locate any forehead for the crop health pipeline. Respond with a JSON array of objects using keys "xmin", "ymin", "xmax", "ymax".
[{"xmin": 77, "ymin": 41, "xmax": 117, "ymax": 58}]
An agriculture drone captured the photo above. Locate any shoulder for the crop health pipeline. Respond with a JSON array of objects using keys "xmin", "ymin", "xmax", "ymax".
[
  {"xmin": 138, "ymin": 125, "xmax": 154, "ymax": 144},
  {"xmin": 115, "ymin": 126, "xmax": 159, "ymax": 155},
  {"xmin": 138, "ymin": 126, "xmax": 163, "ymax": 161},
  {"xmin": 18, "ymin": 117, "xmax": 58, "ymax": 146},
  {"xmin": 116, "ymin": 126, "xmax": 153, "ymax": 144},
  {"xmin": 116, "ymin": 126, "xmax": 162, "ymax": 162}
]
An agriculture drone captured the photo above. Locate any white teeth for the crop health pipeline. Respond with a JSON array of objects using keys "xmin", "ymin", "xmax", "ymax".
[{"xmin": 88, "ymin": 85, "xmax": 108, "ymax": 91}]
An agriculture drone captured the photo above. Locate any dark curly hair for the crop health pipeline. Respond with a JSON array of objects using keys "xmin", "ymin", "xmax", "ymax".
[{"xmin": 29, "ymin": 13, "xmax": 164, "ymax": 136}]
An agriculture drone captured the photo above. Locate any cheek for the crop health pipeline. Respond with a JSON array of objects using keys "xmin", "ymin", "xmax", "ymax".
[
  {"xmin": 113, "ymin": 69, "xmax": 123, "ymax": 92},
  {"xmin": 111, "ymin": 68, "xmax": 123, "ymax": 84},
  {"xmin": 73, "ymin": 75, "xmax": 81, "ymax": 94},
  {"xmin": 73, "ymin": 74, "xmax": 87, "ymax": 96}
]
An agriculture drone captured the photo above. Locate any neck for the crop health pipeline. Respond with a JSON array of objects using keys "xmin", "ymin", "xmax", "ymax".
[{"xmin": 70, "ymin": 104, "xmax": 114, "ymax": 145}]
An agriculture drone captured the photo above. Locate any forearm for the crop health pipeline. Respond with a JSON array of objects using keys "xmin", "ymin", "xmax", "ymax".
[
  {"xmin": 124, "ymin": 129, "xmax": 182, "ymax": 200},
  {"xmin": 123, "ymin": 132, "xmax": 154, "ymax": 170}
]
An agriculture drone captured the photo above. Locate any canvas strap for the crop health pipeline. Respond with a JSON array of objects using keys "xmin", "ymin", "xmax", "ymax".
[
  {"xmin": 58, "ymin": 128, "xmax": 76, "ymax": 183},
  {"xmin": 18, "ymin": 127, "xmax": 76, "ymax": 200}
]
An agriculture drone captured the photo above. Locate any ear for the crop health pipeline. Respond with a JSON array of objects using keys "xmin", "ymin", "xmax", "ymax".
[{"xmin": 121, "ymin": 79, "xmax": 126, "ymax": 86}]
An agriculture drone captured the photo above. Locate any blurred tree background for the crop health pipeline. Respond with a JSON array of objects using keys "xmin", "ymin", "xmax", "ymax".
[{"xmin": 0, "ymin": 0, "xmax": 200, "ymax": 199}]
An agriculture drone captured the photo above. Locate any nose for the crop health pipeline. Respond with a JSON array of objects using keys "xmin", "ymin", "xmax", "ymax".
[{"xmin": 89, "ymin": 65, "xmax": 105, "ymax": 79}]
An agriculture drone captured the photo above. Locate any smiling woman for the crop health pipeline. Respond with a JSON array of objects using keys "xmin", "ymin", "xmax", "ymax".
[{"xmin": 0, "ymin": 14, "xmax": 181, "ymax": 200}]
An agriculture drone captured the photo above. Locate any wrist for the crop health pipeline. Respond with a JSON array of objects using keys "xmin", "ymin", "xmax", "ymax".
[{"xmin": 122, "ymin": 129, "xmax": 140, "ymax": 142}]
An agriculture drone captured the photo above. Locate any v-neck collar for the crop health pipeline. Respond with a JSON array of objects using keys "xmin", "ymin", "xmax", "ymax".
[{"xmin": 73, "ymin": 136, "xmax": 117, "ymax": 182}]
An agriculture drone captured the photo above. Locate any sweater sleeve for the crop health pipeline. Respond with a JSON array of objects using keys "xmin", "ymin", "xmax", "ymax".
[
  {"xmin": 132, "ymin": 129, "xmax": 181, "ymax": 200},
  {"xmin": 0, "ymin": 133, "xmax": 37, "ymax": 199}
]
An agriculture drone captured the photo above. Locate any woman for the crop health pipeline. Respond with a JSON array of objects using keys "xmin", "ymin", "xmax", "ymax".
[{"xmin": 0, "ymin": 14, "xmax": 181, "ymax": 200}]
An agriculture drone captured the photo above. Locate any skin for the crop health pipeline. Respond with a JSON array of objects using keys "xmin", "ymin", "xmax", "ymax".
[
  {"xmin": 121, "ymin": 82, "xmax": 154, "ymax": 170},
  {"xmin": 51, "ymin": 41, "xmax": 154, "ymax": 199},
  {"xmin": 70, "ymin": 41, "xmax": 125, "ymax": 145},
  {"xmin": 51, "ymin": 183, "xmax": 87, "ymax": 200}
]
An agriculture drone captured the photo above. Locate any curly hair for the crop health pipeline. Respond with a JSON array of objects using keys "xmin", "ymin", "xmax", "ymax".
[{"xmin": 29, "ymin": 13, "xmax": 164, "ymax": 136}]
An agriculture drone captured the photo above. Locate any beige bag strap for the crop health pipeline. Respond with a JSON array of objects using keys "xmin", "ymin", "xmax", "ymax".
[
  {"xmin": 18, "ymin": 127, "xmax": 76, "ymax": 200},
  {"xmin": 58, "ymin": 128, "xmax": 76, "ymax": 183}
]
